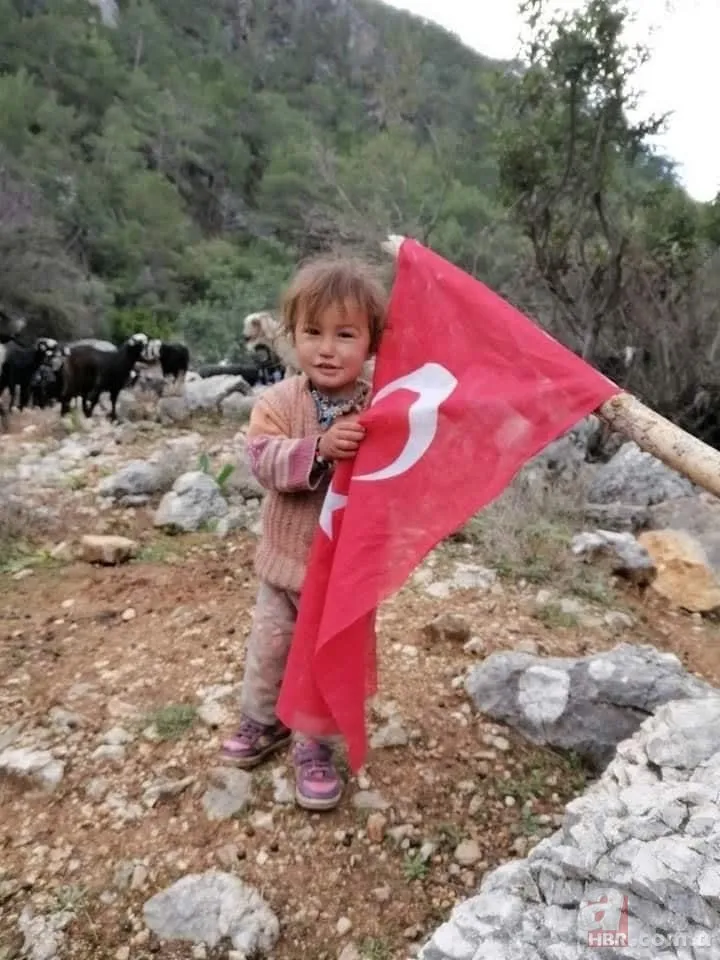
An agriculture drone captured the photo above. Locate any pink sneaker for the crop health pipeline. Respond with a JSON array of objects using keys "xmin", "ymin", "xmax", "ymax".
[
  {"xmin": 221, "ymin": 715, "xmax": 291, "ymax": 769},
  {"xmin": 292, "ymin": 740, "xmax": 343, "ymax": 810}
]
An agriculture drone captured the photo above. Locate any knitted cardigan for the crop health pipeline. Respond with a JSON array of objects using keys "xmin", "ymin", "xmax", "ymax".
[{"xmin": 246, "ymin": 373, "xmax": 368, "ymax": 593}]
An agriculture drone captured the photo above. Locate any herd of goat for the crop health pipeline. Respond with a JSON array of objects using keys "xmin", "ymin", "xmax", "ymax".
[
  {"xmin": 6, "ymin": 308, "xmax": 718, "ymax": 455},
  {"xmin": 0, "ymin": 311, "xmax": 288, "ymax": 428}
]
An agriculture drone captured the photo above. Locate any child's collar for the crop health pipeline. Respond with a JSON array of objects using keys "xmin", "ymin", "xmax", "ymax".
[{"xmin": 307, "ymin": 379, "xmax": 370, "ymax": 428}]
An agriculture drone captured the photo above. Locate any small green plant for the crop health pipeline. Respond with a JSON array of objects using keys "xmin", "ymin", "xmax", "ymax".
[
  {"xmin": 502, "ymin": 772, "xmax": 545, "ymax": 806},
  {"xmin": 146, "ymin": 703, "xmax": 197, "ymax": 740},
  {"xmin": 521, "ymin": 809, "xmax": 543, "ymax": 836},
  {"xmin": 215, "ymin": 463, "xmax": 235, "ymax": 490},
  {"xmin": 198, "ymin": 453, "xmax": 235, "ymax": 492},
  {"xmin": 0, "ymin": 546, "xmax": 61, "ymax": 575},
  {"xmin": 403, "ymin": 851, "xmax": 429, "ymax": 882},
  {"xmin": 569, "ymin": 574, "xmax": 615, "ymax": 606},
  {"xmin": 503, "ymin": 751, "xmax": 589, "ymax": 807},
  {"xmin": 253, "ymin": 769, "xmax": 272, "ymax": 790},
  {"xmin": 65, "ymin": 473, "xmax": 87, "ymax": 491},
  {"xmin": 52, "ymin": 884, "xmax": 87, "ymax": 912},
  {"xmin": 60, "ymin": 406, "xmax": 81, "ymax": 433},
  {"xmin": 135, "ymin": 541, "xmax": 174, "ymax": 563},
  {"xmin": 360, "ymin": 938, "xmax": 392, "ymax": 960},
  {"xmin": 563, "ymin": 751, "xmax": 590, "ymax": 793},
  {"xmin": 435, "ymin": 822, "xmax": 463, "ymax": 850},
  {"xmin": 533, "ymin": 602, "xmax": 579, "ymax": 629}
]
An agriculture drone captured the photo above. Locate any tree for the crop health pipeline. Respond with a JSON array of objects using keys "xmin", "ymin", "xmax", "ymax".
[
  {"xmin": 0, "ymin": 154, "xmax": 108, "ymax": 338},
  {"xmin": 497, "ymin": 0, "xmax": 665, "ymax": 359}
]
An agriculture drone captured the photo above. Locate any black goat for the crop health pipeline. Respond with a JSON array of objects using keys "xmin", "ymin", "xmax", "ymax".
[
  {"xmin": 197, "ymin": 362, "xmax": 262, "ymax": 383},
  {"xmin": 197, "ymin": 346, "xmax": 285, "ymax": 386},
  {"xmin": 31, "ymin": 363, "xmax": 61, "ymax": 408},
  {"xmin": 31, "ymin": 344, "xmax": 71, "ymax": 409},
  {"xmin": 0, "ymin": 312, "xmax": 28, "ymax": 427},
  {"xmin": 159, "ymin": 341, "xmax": 189, "ymax": 381},
  {"xmin": 0, "ymin": 337, "xmax": 63, "ymax": 412},
  {"xmin": 142, "ymin": 339, "xmax": 190, "ymax": 383},
  {"xmin": 61, "ymin": 333, "xmax": 151, "ymax": 421}
]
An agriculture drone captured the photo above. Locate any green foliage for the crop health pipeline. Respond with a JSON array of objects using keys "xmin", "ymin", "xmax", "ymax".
[
  {"xmin": 492, "ymin": 0, "xmax": 720, "ymax": 425},
  {"xmin": 532, "ymin": 602, "xmax": 580, "ymax": 629},
  {"xmin": 197, "ymin": 452, "xmax": 236, "ymax": 492},
  {"xmin": 402, "ymin": 851, "xmax": 429, "ymax": 882},
  {"xmin": 146, "ymin": 703, "xmax": 197, "ymax": 740},
  {"xmin": 176, "ymin": 244, "xmax": 293, "ymax": 362},
  {"xmin": 360, "ymin": 939, "xmax": 392, "ymax": 960},
  {"xmin": 0, "ymin": 0, "xmax": 714, "ymax": 392},
  {"xmin": 702, "ymin": 194, "xmax": 720, "ymax": 248},
  {"xmin": 497, "ymin": 0, "xmax": 668, "ymax": 356},
  {"xmin": 0, "ymin": 0, "xmax": 526, "ymax": 352},
  {"xmin": 109, "ymin": 306, "xmax": 175, "ymax": 343}
]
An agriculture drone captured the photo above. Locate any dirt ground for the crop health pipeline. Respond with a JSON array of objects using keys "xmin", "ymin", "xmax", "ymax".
[{"xmin": 2, "ymin": 410, "xmax": 720, "ymax": 960}]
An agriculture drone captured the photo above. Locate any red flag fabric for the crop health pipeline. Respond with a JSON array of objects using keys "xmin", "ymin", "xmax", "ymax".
[{"xmin": 276, "ymin": 237, "xmax": 621, "ymax": 771}]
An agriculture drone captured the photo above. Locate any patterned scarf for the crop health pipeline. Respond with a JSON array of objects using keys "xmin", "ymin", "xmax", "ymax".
[{"xmin": 309, "ymin": 381, "xmax": 370, "ymax": 429}]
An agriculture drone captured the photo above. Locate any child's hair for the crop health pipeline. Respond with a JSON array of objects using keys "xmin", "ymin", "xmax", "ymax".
[{"xmin": 281, "ymin": 255, "xmax": 387, "ymax": 354}]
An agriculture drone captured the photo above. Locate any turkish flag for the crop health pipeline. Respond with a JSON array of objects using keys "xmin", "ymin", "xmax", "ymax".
[{"xmin": 276, "ymin": 238, "xmax": 621, "ymax": 770}]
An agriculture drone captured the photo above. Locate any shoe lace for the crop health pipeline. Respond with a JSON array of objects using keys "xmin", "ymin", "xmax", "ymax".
[
  {"xmin": 294, "ymin": 742, "xmax": 334, "ymax": 779},
  {"xmin": 237, "ymin": 716, "xmax": 266, "ymax": 740}
]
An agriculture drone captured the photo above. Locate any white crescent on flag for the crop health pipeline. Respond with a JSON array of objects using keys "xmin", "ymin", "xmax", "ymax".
[
  {"xmin": 318, "ymin": 488, "xmax": 349, "ymax": 539},
  {"xmin": 318, "ymin": 362, "xmax": 458, "ymax": 539},
  {"xmin": 355, "ymin": 362, "xmax": 457, "ymax": 483}
]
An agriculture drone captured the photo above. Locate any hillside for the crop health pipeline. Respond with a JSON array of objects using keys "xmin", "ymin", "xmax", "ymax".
[
  {"xmin": 0, "ymin": 0, "xmax": 511, "ymax": 359},
  {"xmin": 1, "ymin": 0, "xmax": 719, "ymax": 427}
]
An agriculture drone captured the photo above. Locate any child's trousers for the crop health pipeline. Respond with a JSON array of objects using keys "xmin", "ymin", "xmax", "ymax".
[{"xmin": 240, "ymin": 580, "xmax": 299, "ymax": 726}]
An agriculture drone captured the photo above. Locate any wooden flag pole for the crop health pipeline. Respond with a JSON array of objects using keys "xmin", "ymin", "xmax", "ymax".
[{"xmin": 381, "ymin": 234, "xmax": 720, "ymax": 501}]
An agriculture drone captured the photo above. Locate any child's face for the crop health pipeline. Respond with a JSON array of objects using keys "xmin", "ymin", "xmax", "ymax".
[{"xmin": 294, "ymin": 298, "xmax": 371, "ymax": 396}]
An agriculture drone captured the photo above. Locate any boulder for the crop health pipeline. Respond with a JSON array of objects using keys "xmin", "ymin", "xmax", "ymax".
[
  {"xmin": 582, "ymin": 502, "xmax": 650, "ymax": 532},
  {"xmin": 98, "ymin": 460, "xmax": 162, "ymax": 499},
  {"xmin": 415, "ymin": 561, "xmax": 497, "ymax": 599},
  {"xmin": 219, "ymin": 393, "xmax": 256, "ymax": 421},
  {"xmin": 570, "ymin": 530, "xmax": 656, "ymax": 586},
  {"xmin": 648, "ymin": 493, "xmax": 720, "ymax": 575},
  {"xmin": 18, "ymin": 907, "xmax": 73, "ymax": 960},
  {"xmin": 223, "ymin": 434, "xmax": 264, "ymax": 500},
  {"xmin": 215, "ymin": 507, "xmax": 252, "ymax": 538},
  {"xmin": 157, "ymin": 396, "xmax": 191, "ymax": 425},
  {"xmin": 465, "ymin": 643, "xmax": 715, "ymax": 771},
  {"xmin": 587, "ymin": 442, "xmax": 694, "ymax": 507},
  {"xmin": 154, "ymin": 471, "xmax": 229, "ymax": 533},
  {"xmin": 524, "ymin": 415, "xmax": 602, "ymax": 486},
  {"xmin": 80, "ymin": 534, "xmax": 138, "ymax": 565},
  {"xmin": 422, "ymin": 613, "xmax": 472, "ymax": 644},
  {"xmin": 638, "ymin": 529, "xmax": 720, "ymax": 613},
  {"xmin": 114, "ymin": 388, "xmax": 157, "ymax": 422},
  {"xmin": 143, "ymin": 871, "xmax": 278, "ymax": 954},
  {"xmin": 183, "ymin": 375, "xmax": 252, "ymax": 413},
  {"xmin": 98, "ymin": 437, "xmax": 200, "ymax": 501},
  {"xmin": 0, "ymin": 746, "xmax": 65, "ymax": 791},
  {"xmin": 418, "ymin": 696, "xmax": 720, "ymax": 960},
  {"xmin": 202, "ymin": 768, "xmax": 253, "ymax": 821}
]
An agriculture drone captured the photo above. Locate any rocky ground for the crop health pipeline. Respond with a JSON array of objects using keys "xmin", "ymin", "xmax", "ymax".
[{"xmin": 2, "ymin": 404, "xmax": 720, "ymax": 960}]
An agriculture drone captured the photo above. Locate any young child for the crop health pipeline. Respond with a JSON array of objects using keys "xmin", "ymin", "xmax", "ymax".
[{"xmin": 221, "ymin": 256, "xmax": 387, "ymax": 810}]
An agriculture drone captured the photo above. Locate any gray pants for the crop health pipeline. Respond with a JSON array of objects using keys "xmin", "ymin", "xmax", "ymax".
[
  {"xmin": 239, "ymin": 581, "xmax": 338, "ymax": 747},
  {"xmin": 240, "ymin": 580, "xmax": 299, "ymax": 726}
]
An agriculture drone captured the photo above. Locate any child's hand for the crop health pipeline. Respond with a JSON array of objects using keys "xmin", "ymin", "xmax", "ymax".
[{"xmin": 318, "ymin": 415, "xmax": 366, "ymax": 460}]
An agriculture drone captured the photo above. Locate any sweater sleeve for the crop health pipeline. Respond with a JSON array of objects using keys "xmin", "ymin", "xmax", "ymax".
[{"xmin": 246, "ymin": 393, "xmax": 325, "ymax": 493}]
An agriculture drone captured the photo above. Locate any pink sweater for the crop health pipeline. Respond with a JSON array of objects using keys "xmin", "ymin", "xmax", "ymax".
[{"xmin": 245, "ymin": 375, "xmax": 333, "ymax": 593}]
